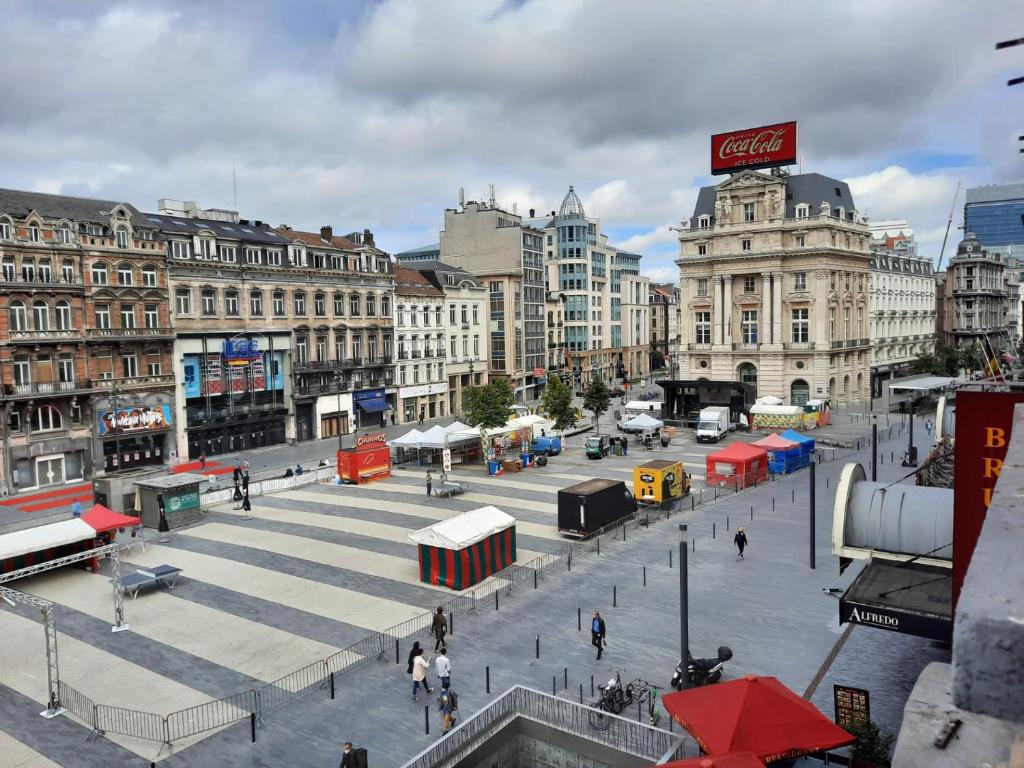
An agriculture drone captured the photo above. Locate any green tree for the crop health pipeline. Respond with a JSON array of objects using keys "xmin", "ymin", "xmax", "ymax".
[
  {"xmin": 911, "ymin": 351, "xmax": 940, "ymax": 376},
  {"xmin": 542, "ymin": 375, "xmax": 576, "ymax": 432},
  {"xmin": 649, "ymin": 349, "xmax": 665, "ymax": 371},
  {"xmin": 462, "ymin": 378, "xmax": 516, "ymax": 430},
  {"xmin": 847, "ymin": 718, "xmax": 894, "ymax": 768},
  {"xmin": 583, "ymin": 377, "xmax": 611, "ymax": 434}
]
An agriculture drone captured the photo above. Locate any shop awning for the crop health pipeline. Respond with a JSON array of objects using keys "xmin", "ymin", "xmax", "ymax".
[
  {"xmin": 408, "ymin": 506, "xmax": 515, "ymax": 549},
  {"xmin": 356, "ymin": 398, "xmax": 388, "ymax": 412},
  {"xmin": 839, "ymin": 559, "xmax": 952, "ymax": 642},
  {"xmin": 0, "ymin": 519, "xmax": 96, "ymax": 562},
  {"xmin": 80, "ymin": 504, "xmax": 142, "ymax": 534}
]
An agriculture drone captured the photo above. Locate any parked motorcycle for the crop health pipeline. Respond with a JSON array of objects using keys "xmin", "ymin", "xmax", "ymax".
[{"xmin": 670, "ymin": 646, "xmax": 733, "ymax": 690}]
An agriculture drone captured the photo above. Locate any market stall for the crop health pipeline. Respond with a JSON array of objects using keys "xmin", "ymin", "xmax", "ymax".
[
  {"xmin": 337, "ymin": 431, "xmax": 392, "ymax": 484},
  {"xmin": 749, "ymin": 403, "xmax": 814, "ymax": 431},
  {"xmin": 408, "ymin": 506, "xmax": 517, "ymax": 590},
  {"xmin": 751, "ymin": 433, "xmax": 804, "ymax": 474},
  {"xmin": 705, "ymin": 442, "xmax": 769, "ymax": 489},
  {"xmin": 0, "ymin": 518, "xmax": 98, "ymax": 576},
  {"xmin": 781, "ymin": 429, "xmax": 816, "ymax": 460},
  {"xmin": 804, "ymin": 398, "xmax": 831, "ymax": 426}
]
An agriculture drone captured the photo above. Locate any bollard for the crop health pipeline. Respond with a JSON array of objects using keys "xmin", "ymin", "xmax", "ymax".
[
  {"xmin": 591, "ymin": 675, "xmax": 595, "ymax": 697},
  {"xmin": 613, "ymin": 585, "xmax": 617, "ymax": 607},
  {"xmin": 536, "ymin": 635, "xmax": 540, "ymax": 659},
  {"xmin": 643, "ymin": 566, "xmax": 647, "ymax": 586},
  {"xmin": 692, "ymin": 538, "xmax": 695, "ymax": 553},
  {"xmin": 578, "ymin": 607, "xmax": 581, "ymax": 631},
  {"xmin": 881, "ymin": 453, "xmax": 884, "ymax": 465},
  {"xmin": 826, "ymin": 477, "xmax": 829, "ymax": 489},
  {"xmin": 792, "ymin": 488, "xmax": 795, "ymax": 503},
  {"xmin": 691, "ymin": 495, "xmax": 695, "ymax": 511},
  {"xmin": 715, "ymin": 487, "xmax": 718, "ymax": 501},
  {"xmin": 495, "ymin": 590, "xmax": 499, "ymax": 611},
  {"xmin": 568, "ymin": 551, "xmax": 572, "ymax": 572},
  {"xmin": 750, "ymin": 506, "xmax": 754, "ymax": 521},
  {"xmin": 449, "ymin": 611, "xmax": 454, "ymax": 637},
  {"xmin": 564, "ymin": 667, "xmax": 568, "ymax": 690},
  {"xmin": 772, "ymin": 497, "xmax": 775, "ymax": 512},
  {"xmin": 425, "ymin": 704, "xmax": 430, "ymax": 735},
  {"xmin": 713, "ymin": 522, "xmax": 716, "ymax": 539},
  {"xmin": 726, "ymin": 515, "xmax": 729, "ymax": 531},
  {"xmin": 623, "ymin": 523, "xmax": 626, "ymax": 542},
  {"xmin": 251, "ymin": 712, "xmax": 256, "ymax": 743},
  {"xmin": 579, "ymin": 683, "xmax": 584, "ymax": 703},
  {"xmin": 669, "ymin": 548, "xmax": 673, "ymax": 568},
  {"xmin": 486, "ymin": 665, "xmax": 490, "ymax": 694},
  {"xmin": 329, "ymin": 671, "xmax": 335, "ymax": 700},
  {"xmin": 395, "ymin": 638, "xmax": 400, "ymax": 664},
  {"xmin": 534, "ymin": 569, "xmax": 538, "ymax": 590},
  {"xmin": 891, "ymin": 451, "xmax": 894, "ymax": 463},
  {"xmin": 597, "ymin": 537, "xmax": 601, "ymax": 556},
  {"xmin": 553, "ymin": 676, "xmax": 557, "ymax": 696}
]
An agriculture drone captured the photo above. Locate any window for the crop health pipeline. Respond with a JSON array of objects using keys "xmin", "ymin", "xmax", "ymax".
[
  {"xmin": 267, "ymin": 249, "xmax": 282, "ymax": 266},
  {"xmin": 13, "ymin": 355, "xmax": 30, "ymax": 386},
  {"xmin": 272, "ymin": 291, "xmax": 285, "ymax": 316},
  {"xmin": 58, "ymin": 356, "xmax": 74, "ymax": 384},
  {"xmin": 245, "ymin": 247, "xmax": 261, "ymax": 265},
  {"xmin": 698, "ymin": 215, "xmax": 710, "ymax": 229},
  {"xmin": 175, "ymin": 288, "xmax": 192, "ymax": 316},
  {"xmin": 795, "ymin": 235, "xmax": 805, "ymax": 248},
  {"xmin": 741, "ymin": 310, "xmax": 758, "ymax": 344},
  {"xmin": 696, "ymin": 278, "xmax": 708, "ymax": 297},
  {"xmin": 55, "ymin": 301, "xmax": 72, "ymax": 330},
  {"xmin": 381, "ymin": 295, "xmax": 391, "ymax": 317},
  {"xmin": 697, "ymin": 244, "xmax": 707, "ymax": 256},
  {"xmin": 117, "ymin": 263, "xmax": 133, "ymax": 285},
  {"xmin": 198, "ymin": 239, "xmax": 212, "ymax": 259},
  {"xmin": 316, "ymin": 336, "xmax": 327, "ymax": 362},
  {"xmin": 294, "ymin": 291, "xmax": 306, "ymax": 316},
  {"xmin": 218, "ymin": 245, "xmax": 237, "ymax": 262},
  {"xmin": 349, "ymin": 293, "xmax": 361, "ymax": 316},
  {"xmin": 335, "ymin": 336, "xmax": 346, "ymax": 361},
  {"xmin": 9, "ymin": 300, "xmax": 27, "ymax": 331},
  {"xmin": 741, "ymin": 238, "xmax": 751, "ymax": 251},
  {"xmin": 249, "ymin": 290, "xmax": 264, "ymax": 317},
  {"xmin": 116, "ymin": 226, "xmax": 129, "ymax": 249},
  {"xmin": 397, "ymin": 305, "xmax": 405, "ymax": 325},
  {"xmin": 144, "ymin": 304, "xmax": 159, "ymax": 328},
  {"xmin": 38, "ymin": 259, "xmax": 51, "ymax": 282},
  {"xmin": 472, "ymin": 305, "xmax": 479, "ymax": 325},
  {"xmin": 695, "ymin": 311, "xmax": 711, "ymax": 344},
  {"xmin": 21, "ymin": 259, "xmax": 35, "ymax": 282},
  {"xmin": 94, "ymin": 303, "xmax": 111, "ymax": 329},
  {"xmin": 33, "ymin": 404, "xmax": 63, "ymax": 432},
  {"xmin": 201, "ymin": 290, "xmax": 216, "ymax": 316},
  {"xmin": 451, "ymin": 336, "xmax": 458, "ymax": 357},
  {"xmin": 91, "ymin": 262, "xmax": 108, "ymax": 284},
  {"xmin": 743, "ymin": 202, "xmax": 755, "ymax": 222},
  {"xmin": 794, "ymin": 272, "xmax": 806, "ymax": 291},
  {"xmin": 795, "ymin": 204, "xmax": 809, "ymax": 219},
  {"xmin": 333, "ymin": 292, "xmax": 344, "ymax": 316},
  {"xmin": 28, "ymin": 225, "xmax": 40, "ymax": 242},
  {"xmin": 56, "ymin": 225, "xmax": 71, "ymax": 244},
  {"xmin": 120, "ymin": 303, "xmax": 136, "ymax": 329},
  {"xmin": 2, "ymin": 257, "xmax": 14, "ymax": 280},
  {"xmin": 435, "ymin": 306, "xmax": 443, "ymax": 326},
  {"xmin": 170, "ymin": 240, "xmax": 191, "ymax": 259},
  {"xmin": 829, "ymin": 308, "xmax": 836, "ymax": 339},
  {"xmin": 843, "ymin": 307, "xmax": 850, "ymax": 338},
  {"xmin": 147, "ymin": 360, "xmax": 162, "ymax": 376},
  {"xmin": 791, "ymin": 308, "xmax": 809, "ymax": 342},
  {"xmin": 366, "ymin": 294, "xmax": 376, "ymax": 316},
  {"xmin": 121, "ymin": 352, "xmax": 138, "ymax": 378},
  {"xmin": 450, "ymin": 304, "xmax": 457, "ymax": 325},
  {"xmin": 314, "ymin": 293, "xmax": 326, "ymax": 316},
  {"xmin": 0, "ymin": 220, "xmax": 10, "ymax": 239},
  {"xmin": 32, "ymin": 301, "xmax": 49, "ymax": 331},
  {"xmin": 744, "ymin": 275, "xmax": 755, "ymax": 293},
  {"xmin": 141, "ymin": 265, "xmax": 157, "ymax": 287},
  {"xmin": 738, "ymin": 362, "xmax": 757, "ymax": 388},
  {"xmin": 225, "ymin": 291, "xmax": 239, "ymax": 316}
]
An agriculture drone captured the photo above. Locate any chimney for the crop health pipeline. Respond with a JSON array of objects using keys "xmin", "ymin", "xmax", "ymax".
[
  {"xmin": 321, "ymin": 225, "xmax": 333, "ymax": 242},
  {"xmin": 363, "ymin": 228, "xmax": 375, "ymax": 247},
  {"xmin": 529, "ymin": 208, "xmax": 535, "ymax": 217}
]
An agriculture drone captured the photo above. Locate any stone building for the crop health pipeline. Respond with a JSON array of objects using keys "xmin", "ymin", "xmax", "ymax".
[
  {"xmin": 275, "ymin": 225, "xmax": 395, "ymax": 440},
  {"xmin": 415, "ymin": 261, "xmax": 488, "ymax": 415},
  {"xmin": 676, "ymin": 170, "xmax": 872, "ymax": 405},
  {"xmin": 0, "ymin": 190, "xmax": 173, "ymax": 492},
  {"xmin": 545, "ymin": 292, "xmax": 567, "ymax": 381},
  {"xmin": 394, "ymin": 266, "xmax": 448, "ymax": 423},
  {"xmin": 649, "ymin": 283, "xmax": 680, "ymax": 375}
]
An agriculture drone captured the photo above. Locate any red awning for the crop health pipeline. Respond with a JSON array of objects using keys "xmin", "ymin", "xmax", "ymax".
[
  {"xmin": 656, "ymin": 751, "xmax": 765, "ymax": 768},
  {"xmin": 662, "ymin": 675, "xmax": 854, "ymax": 763},
  {"xmin": 81, "ymin": 504, "xmax": 141, "ymax": 534},
  {"xmin": 706, "ymin": 442, "xmax": 769, "ymax": 463},
  {"xmin": 751, "ymin": 434, "xmax": 799, "ymax": 451}
]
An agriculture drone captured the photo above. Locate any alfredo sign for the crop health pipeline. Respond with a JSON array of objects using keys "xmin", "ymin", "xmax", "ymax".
[{"xmin": 711, "ymin": 121, "xmax": 798, "ymax": 175}]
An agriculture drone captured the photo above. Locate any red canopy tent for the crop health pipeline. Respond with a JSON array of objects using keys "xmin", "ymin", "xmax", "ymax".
[
  {"xmin": 655, "ymin": 751, "xmax": 764, "ymax": 768},
  {"xmin": 81, "ymin": 504, "xmax": 142, "ymax": 533},
  {"xmin": 705, "ymin": 442, "xmax": 769, "ymax": 489},
  {"xmin": 663, "ymin": 675, "xmax": 854, "ymax": 763}
]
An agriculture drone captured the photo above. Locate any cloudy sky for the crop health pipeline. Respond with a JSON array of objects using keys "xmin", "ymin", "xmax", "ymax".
[{"xmin": 2, "ymin": 0, "xmax": 1021, "ymax": 281}]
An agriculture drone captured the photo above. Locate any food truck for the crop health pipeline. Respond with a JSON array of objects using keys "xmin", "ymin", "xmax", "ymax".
[
  {"xmin": 557, "ymin": 479, "xmax": 637, "ymax": 537},
  {"xmin": 633, "ymin": 459, "xmax": 690, "ymax": 503}
]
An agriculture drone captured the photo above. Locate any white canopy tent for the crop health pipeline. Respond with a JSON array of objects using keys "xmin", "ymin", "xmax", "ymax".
[
  {"xmin": 0, "ymin": 519, "xmax": 96, "ymax": 562},
  {"xmin": 445, "ymin": 421, "xmax": 473, "ymax": 434},
  {"xmin": 623, "ymin": 413, "xmax": 663, "ymax": 430},
  {"xmin": 407, "ymin": 505, "xmax": 515, "ymax": 549},
  {"xmin": 755, "ymin": 395, "xmax": 784, "ymax": 406},
  {"xmin": 387, "ymin": 428, "xmax": 426, "ymax": 448}
]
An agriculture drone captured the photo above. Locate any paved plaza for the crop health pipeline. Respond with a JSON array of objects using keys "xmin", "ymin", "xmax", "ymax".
[{"xmin": 0, "ymin": 408, "xmax": 944, "ymax": 766}]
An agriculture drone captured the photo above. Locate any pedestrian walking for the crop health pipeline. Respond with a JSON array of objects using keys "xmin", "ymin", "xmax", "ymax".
[
  {"xmin": 232, "ymin": 476, "xmax": 243, "ymax": 504},
  {"xmin": 419, "ymin": 410, "xmax": 425, "ymax": 426},
  {"xmin": 390, "ymin": 412, "xmax": 396, "ymax": 426},
  {"xmin": 242, "ymin": 471, "xmax": 250, "ymax": 493},
  {"xmin": 431, "ymin": 606, "xmax": 447, "ymax": 651},
  {"xmin": 734, "ymin": 527, "xmax": 748, "ymax": 560},
  {"xmin": 591, "ymin": 610, "xmax": 606, "ymax": 660},
  {"xmin": 232, "ymin": 459, "xmax": 241, "ymax": 483},
  {"xmin": 338, "ymin": 741, "xmax": 368, "ymax": 768},
  {"xmin": 411, "ymin": 648, "xmax": 432, "ymax": 700},
  {"xmin": 426, "ymin": 470, "xmax": 434, "ymax": 497},
  {"xmin": 241, "ymin": 490, "xmax": 251, "ymax": 513},
  {"xmin": 199, "ymin": 452, "xmax": 207, "ymax": 471},
  {"xmin": 621, "ymin": 438, "xmax": 627, "ymax": 457},
  {"xmin": 437, "ymin": 682, "xmax": 458, "ymax": 733},
  {"xmin": 242, "ymin": 459, "xmax": 250, "ymax": 473},
  {"xmin": 71, "ymin": 499, "xmax": 82, "ymax": 518},
  {"xmin": 435, "ymin": 649, "xmax": 451, "ymax": 688}
]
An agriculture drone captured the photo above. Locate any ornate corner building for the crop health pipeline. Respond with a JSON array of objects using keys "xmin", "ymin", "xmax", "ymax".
[{"xmin": 676, "ymin": 170, "xmax": 872, "ymax": 405}]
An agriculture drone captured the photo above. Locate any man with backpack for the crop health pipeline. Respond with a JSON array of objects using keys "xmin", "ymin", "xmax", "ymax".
[
  {"xmin": 438, "ymin": 683, "xmax": 458, "ymax": 733},
  {"xmin": 338, "ymin": 741, "xmax": 368, "ymax": 768}
]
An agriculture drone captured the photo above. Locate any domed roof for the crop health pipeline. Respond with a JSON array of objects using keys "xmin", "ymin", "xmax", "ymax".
[
  {"xmin": 559, "ymin": 185, "xmax": 586, "ymax": 218},
  {"xmin": 957, "ymin": 231, "xmax": 985, "ymax": 256}
]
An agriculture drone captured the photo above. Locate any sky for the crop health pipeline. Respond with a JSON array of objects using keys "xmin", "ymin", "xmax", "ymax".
[{"xmin": 1, "ymin": 0, "xmax": 1022, "ymax": 283}]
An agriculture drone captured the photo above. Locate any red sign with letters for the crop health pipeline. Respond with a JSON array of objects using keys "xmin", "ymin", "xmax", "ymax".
[
  {"xmin": 952, "ymin": 390, "xmax": 1024, "ymax": 608},
  {"xmin": 711, "ymin": 121, "xmax": 798, "ymax": 175}
]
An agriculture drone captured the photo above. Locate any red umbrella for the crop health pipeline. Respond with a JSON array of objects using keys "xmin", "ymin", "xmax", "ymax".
[
  {"xmin": 662, "ymin": 675, "xmax": 854, "ymax": 763},
  {"xmin": 657, "ymin": 751, "xmax": 765, "ymax": 768}
]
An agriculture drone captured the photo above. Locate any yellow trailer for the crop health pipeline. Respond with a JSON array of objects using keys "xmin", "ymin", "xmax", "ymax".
[{"xmin": 633, "ymin": 459, "xmax": 690, "ymax": 503}]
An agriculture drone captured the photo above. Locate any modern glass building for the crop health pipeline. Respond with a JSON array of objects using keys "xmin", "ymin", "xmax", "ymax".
[{"xmin": 965, "ymin": 182, "xmax": 1024, "ymax": 249}]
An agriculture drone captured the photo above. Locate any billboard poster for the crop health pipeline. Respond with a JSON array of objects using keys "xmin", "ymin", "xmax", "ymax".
[
  {"xmin": 97, "ymin": 404, "xmax": 173, "ymax": 436},
  {"xmin": 711, "ymin": 121, "xmax": 797, "ymax": 175},
  {"xmin": 833, "ymin": 685, "xmax": 870, "ymax": 731},
  {"xmin": 183, "ymin": 355, "xmax": 201, "ymax": 399},
  {"xmin": 203, "ymin": 353, "xmax": 223, "ymax": 396},
  {"xmin": 222, "ymin": 338, "xmax": 261, "ymax": 366},
  {"xmin": 952, "ymin": 390, "xmax": 1024, "ymax": 608}
]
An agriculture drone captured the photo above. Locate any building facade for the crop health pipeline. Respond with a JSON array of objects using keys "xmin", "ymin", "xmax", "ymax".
[
  {"xmin": 649, "ymin": 283, "xmax": 680, "ymax": 375},
  {"xmin": 0, "ymin": 190, "xmax": 174, "ymax": 492},
  {"xmin": 938, "ymin": 233, "xmax": 1015, "ymax": 357},
  {"xmin": 394, "ymin": 267, "xmax": 448, "ymax": 423},
  {"xmin": 965, "ymin": 182, "xmax": 1024, "ymax": 249},
  {"xmin": 531, "ymin": 187, "xmax": 651, "ymax": 389},
  {"xmin": 416, "ymin": 261, "xmax": 488, "ymax": 415},
  {"xmin": 275, "ymin": 225, "xmax": 395, "ymax": 440},
  {"xmin": 866, "ymin": 224, "xmax": 937, "ymax": 399},
  {"xmin": 545, "ymin": 292, "xmax": 567, "ymax": 380},
  {"xmin": 676, "ymin": 171, "xmax": 872, "ymax": 406}
]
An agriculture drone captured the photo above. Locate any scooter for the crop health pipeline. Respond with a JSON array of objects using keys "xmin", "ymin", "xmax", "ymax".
[{"xmin": 670, "ymin": 646, "xmax": 733, "ymax": 690}]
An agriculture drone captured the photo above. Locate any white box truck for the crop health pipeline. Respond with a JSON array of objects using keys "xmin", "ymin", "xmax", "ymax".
[{"xmin": 696, "ymin": 406, "xmax": 730, "ymax": 443}]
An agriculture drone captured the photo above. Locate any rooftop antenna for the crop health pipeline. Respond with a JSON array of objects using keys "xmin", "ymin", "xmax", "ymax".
[
  {"xmin": 489, "ymin": 183, "xmax": 496, "ymax": 208},
  {"xmin": 232, "ymin": 161, "xmax": 238, "ymax": 211},
  {"xmin": 459, "ymin": 187, "xmax": 465, "ymax": 207},
  {"xmin": 935, "ymin": 181, "xmax": 961, "ymax": 271}
]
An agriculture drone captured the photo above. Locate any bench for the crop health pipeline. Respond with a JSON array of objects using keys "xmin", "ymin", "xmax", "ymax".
[
  {"xmin": 434, "ymin": 481, "xmax": 467, "ymax": 498},
  {"xmin": 115, "ymin": 564, "xmax": 183, "ymax": 599}
]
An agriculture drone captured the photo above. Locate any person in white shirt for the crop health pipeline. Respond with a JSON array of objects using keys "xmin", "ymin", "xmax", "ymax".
[
  {"xmin": 435, "ymin": 650, "xmax": 451, "ymax": 688},
  {"xmin": 411, "ymin": 649, "xmax": 433, "ymax": 701}
]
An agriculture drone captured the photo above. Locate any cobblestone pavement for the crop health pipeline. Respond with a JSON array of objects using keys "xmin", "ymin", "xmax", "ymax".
[{"xmin": 0, "ymin": 407, "xmax": 936, "ymax": 766}]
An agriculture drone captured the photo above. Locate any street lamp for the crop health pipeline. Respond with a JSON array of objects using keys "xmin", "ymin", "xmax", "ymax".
[
  {"xmin": 678, "ymin": 524, "xmax": 689, "ymax": 690},
  {"xmin": 335, "ymin": 370, "xmax": 343, "ymax": 451},
  {"xmin": 110, "ymin": 384, "xmax": 122, "ymax": 473}
]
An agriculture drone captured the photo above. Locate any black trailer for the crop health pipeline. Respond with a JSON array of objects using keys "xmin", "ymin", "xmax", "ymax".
[
  {"xmin": 657, "ymin": 379, "xmax": 756, "ymax": 429},
  {"xmin": 557, "ymin": 478, "xmax": 637, "ymax": 538}
]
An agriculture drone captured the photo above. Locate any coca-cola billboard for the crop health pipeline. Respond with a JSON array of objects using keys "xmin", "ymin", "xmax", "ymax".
[{"xmin": 711, "ymin": 121, "xmax": 797, "ymax": 175}]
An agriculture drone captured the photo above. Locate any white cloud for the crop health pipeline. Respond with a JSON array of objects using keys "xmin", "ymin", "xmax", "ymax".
[{"xmin": 641, "ymin": 264, "xmax": 679, "ymax": 284}]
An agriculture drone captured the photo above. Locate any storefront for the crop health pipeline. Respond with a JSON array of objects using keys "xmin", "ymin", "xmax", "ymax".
[
  {"xmin": 9, "ymin": 437, "xmax": 90, "ymax": 491},
  {"xmin": 398, "ymin": 382, "xmax": 447, "ymax": 424},
  {"xmin": 353, "ymin": 388, "xmax": 389, "ymax": 430},
  {"xmin": 97, "ymin": 403, "xmax": 174, "ymax": 473}
]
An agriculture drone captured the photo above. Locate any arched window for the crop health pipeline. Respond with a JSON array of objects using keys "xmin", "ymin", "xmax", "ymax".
[
  {"xmin": 33, "ymin": 300, "xmax": 49, "ymax": 330},
  {"xmin": 141, "ymin": 264, "xmax": 157, "ymax": 287},
  {"xmin": 0, "ymin": 217, "xmax": 11, "ymax": 240},
  {"xmin": 1, "ymin": 256, "xmax": 13, "ymax": 280},
  {"xmin": 790, "ymin": 379, "xmax": 810, "ymax": 406},
  {"xmin": 57, "ymin": 224, "xmax": 72, "ymax": 244},
  {"xmin": 33, "ymin": 404, "xmax": 64, "ymax": 432},
  {"xmin": 9, "ymin": 300, "xmax": 27, "ymax": 331},
  {"xmin": 91, "ymin": 262, "xmax": 108, "ymax": 285},
  {"xmin": 738, "ymin": 362, "xmax": 757, "ymax": 390},
  {"xmin": 55, "ymin": 301, "xmax": 72, "ymax": 330},
  {"xmin": 116, "ymin": 263, "xmax": 134, "ymax": 285},
  {"xmin": 116, "ymin": 226, "xmax": 129, "ymax": 249}
]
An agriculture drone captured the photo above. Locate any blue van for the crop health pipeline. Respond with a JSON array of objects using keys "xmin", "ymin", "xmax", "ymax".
[{"xmin": 532, "ymin": 435, "xmax": 562, "ymax": 456}]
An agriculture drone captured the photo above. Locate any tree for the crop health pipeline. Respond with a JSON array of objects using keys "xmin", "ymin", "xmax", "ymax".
[
  {"xmin": 583, "ymin": 377, "xmax": 611, "ymax": 434},
  {"xmin": 543, "ymin": 375, "xmax": 576, "ymax": 432},
  {"xmin": 847, "ymin": 718, "xmax": 894, "ymax": 768},
  {"xmin": 649, "ymin": 348, "xmax": 665, "ymax": 372},
  {"xmin": 462, "ymin": 378, "xmax": 516, "ymax": 430},
  {"xmin": 911, "ymin": 351, "xmax": 940, "ymax": 376}
]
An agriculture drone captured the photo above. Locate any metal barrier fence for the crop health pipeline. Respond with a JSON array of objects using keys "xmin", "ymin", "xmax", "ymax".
[
  {"xmin": 166, "ymin": 689, "xmax": 256, "ymax": 741},
  {"xmin": 58, "ymin": 680, "xmax": 94, "ymax": 728},
  {"xmin": 95, "ymin": 703, "xmax": 166, "ymax": 742},
  {"xmin": 399, "ymin": 685, "xmax": 689, "ymax": 768},
  {"xmin": 256, "ymin": 662, "xmax": 325, "ymax": 714}
]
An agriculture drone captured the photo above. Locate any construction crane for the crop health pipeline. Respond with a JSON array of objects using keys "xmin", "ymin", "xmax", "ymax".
[{"xmin": 936, "ymin": 181, "xmax": 961, "ymax": 272}]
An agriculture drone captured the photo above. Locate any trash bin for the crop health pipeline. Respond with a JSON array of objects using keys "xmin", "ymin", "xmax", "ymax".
[
  {"xmin": 521, "ymin": 453, "xmax": 532, "ymax": 467},
  {"xmin": 488, "ymin": 460, "xmax": 501, "ymax": 476}
]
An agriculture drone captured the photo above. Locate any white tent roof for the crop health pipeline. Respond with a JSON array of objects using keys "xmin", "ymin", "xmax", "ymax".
[
  {"xmin": 623, "ymin": 413, "xmax": 663, "ymax": 429},
  {"xmin": 510, "ymin": 414, "xmax": 546, "ymax": 427},
  {"xmin": 408, "ymin": 506, "xmax": 516, "ymax": 549},
  {"xmin": 625, "ymin": 400, "xmax": 662, "ymax": 412},
  {"xmin": 888, "ymin": 376, "xmax": 955, "ymax": 393},
  {"xmin": 445, "ymin": 421, "xmax": 472, "ymax": 433},
  {"xmin": 755, "ymin": 395, "xmax": 784, "ymax": 406},
  {"xmin": 0, "ymin": 519, "xmax": 96, "ymax": 562},
  {"xmin": 388, "ymin": 428, "xmax": 426, "ymax": 447},
  {"xmin": 418, "ymin": 425, "xmax": 451, "ymax": 447}
]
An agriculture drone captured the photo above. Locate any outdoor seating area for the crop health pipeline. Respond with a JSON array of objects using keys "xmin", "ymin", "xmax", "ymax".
[
  {"xmin": 115, "ymin": 564, "xmax": 183, "ymax": 599},
  {"xmin": 433, "ymin": 480, "xmax": 468, "ymax": 498}
]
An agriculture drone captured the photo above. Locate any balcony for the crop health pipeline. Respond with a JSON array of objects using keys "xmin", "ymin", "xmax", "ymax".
[
  {"xmin": 4, "ymin": 380, "xmax": 89, "ymax": 398},
  {"xmin": 411, "ymin": 351, "xmax": 422, "ymax": 359},
  {"xmin": 461, "ymin": 323, "xmax": 470, "ymax": 330},
  {"xmin": 294, "ymin": 360, "xmax": 344, "ymax": 373},
  {"xmin": 85, "ymin": 326, "xmax": 174, "ymax": 340},
  {"xmin": 784, "ymin": 341, "xmax": 813, "ymax": 350},
  {"xmin": 90, "ymin": 374, "xmax": 175, "ymax": 390},
  {"xmin": 732, "ymin": 342, "xmax": 760, "ymax": 351},
  {"xmin": 398, "ymin": 351, "xmax": 409, "ymax": 360},
  {"xmin": 830, "ymin": 340, "xmax": 845, "ymax": 350},
  {"xmin": 295, "ymin": 382, "xmax": 348, "ymax": 398},
  {"xmin": 7, "ymin": 328, "xmax": 84, "ymax": 344},
  {"xmin": 0, "ymin": 274, "xmax": 82, "ymax": 291},
  {"xmin": 687, "ymin": 343, "xmax": 712, "ymax": 351}
]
